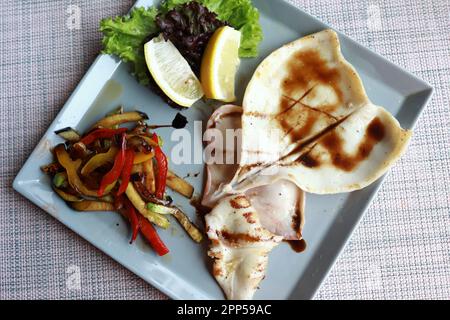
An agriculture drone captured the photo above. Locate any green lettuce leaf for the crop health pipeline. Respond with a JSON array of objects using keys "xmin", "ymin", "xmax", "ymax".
[
  {"xmin": 161, "ymin": 0, "xmax": 263, "ymax": 57},
  {"xmin": 100, "ymin": 1, "xmax": 262, "ymax": 85},
  {"xmin": 100, "ymin": 7, "xmax": 158, "ymax": 85}
]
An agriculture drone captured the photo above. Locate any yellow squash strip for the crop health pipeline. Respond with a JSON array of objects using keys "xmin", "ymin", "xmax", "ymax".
[
  {"xmin": 143, "ymin": 159, "xmax": 156, "ymax": 194},
  {"xmin": 54, "ymin": 144, "xmax": 99, "ymax": 197},
  {"xmin": 173, "ymin": 210, "xmax": 203, "ymax": 243},
  {"xmin": 53, "ymin": 187, "xmax": 83, "ymax": 202},
  {"xmin": 81, "ymin": 146, "xmax": 118, "ymax": 176},
  {"xmin": 126, "ymin": 134, "xmax": 158, "ymax": 166},
  {"xmin": 125, "ymin": 183, "xmax": 170, "ymax": 229},
  {"xmin": 133, "ymin": 151, "xmax": 154, "ymax": 165},
  {"xmin": 98, "ymin": 194, "xmax": 115, "ymax": 204},
  {"xmin": 166, "ymin": 170, "xmax": 194, "ymax": 199},
  {"xmin": 93, "ymin": 111, "xmax": 148, "ymax": 128},
  {"xmin": 71, "ymin": 201, "xmax": 115, "ymax": 212},
  {"xmin": 103, "ymin": 181, "xmax": 117, "ymax": 195},
  {"xmin": 131, "ymin": 163, "xmax": 142, "ymax": 175}
]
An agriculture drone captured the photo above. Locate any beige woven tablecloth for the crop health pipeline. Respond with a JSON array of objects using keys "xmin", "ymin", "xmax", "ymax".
[{"xmin": 1, "ymin": 0, "xmax": 449, "ymax": 299}]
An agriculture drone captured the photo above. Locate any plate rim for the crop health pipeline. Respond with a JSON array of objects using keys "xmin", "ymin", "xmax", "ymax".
[{"xmin": 13, "ymin": 0, "xmax": 434, "ymax": 300}]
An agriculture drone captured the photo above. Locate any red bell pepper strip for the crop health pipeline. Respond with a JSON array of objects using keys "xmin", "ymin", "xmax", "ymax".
[
  {"xmin": 151, "ymin": 133, "xmax": 168, "ymax": 199},
  {"xmin": 80, "ymin": 128, "xmax": 128, "ymax": 145},
  {"xmin": 114, "ymin": 196, "xmax": 139, "ymax": 244},
  {"xmin": 138, "ymin": 214, "xmax": 169, "ymax": 256},
  {"xmin": 97, "ymin": 133, "xmax": 126, "ymax": 197},
  {"xmin": 125, "ymin": 200, "xmax": 139, "ymax": 243},
  {"xmin": 116, "ymin": 149, "xmax": 135, "ymax": 196}
]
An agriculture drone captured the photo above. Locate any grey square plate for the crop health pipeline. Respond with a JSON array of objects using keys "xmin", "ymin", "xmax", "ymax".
[{"xmin": 13, "ymin": 0, "xmax": 433, "ymax": 299}]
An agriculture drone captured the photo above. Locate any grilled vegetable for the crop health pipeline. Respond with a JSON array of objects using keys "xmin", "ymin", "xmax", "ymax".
[
  {"xmin": 98, "ymin": 194, "xmax": 115, "ymax": 203},
  {"xmin": 172, "ymin": 210, "xmax": 203, "ymax": 243},
  {"xmin": 124, "ymin": 198, "xmax": 139, "ymax": 243},
  {"xmin": 138, "ymin": 214, "xmax": 169, "ymax": 256},
  {"xmin": 143, "ymin": 159, "xmax": 156, "ymax": 193},
  {"xmin": 125, "ymin": 183, "xmax": 169, "ymax": 229},
  {"xmin": 81, "ymin": 146, "xmax": 118, "ymax": 176},
  {"xmin": 53, "ymin": 172, "xmax": 68, "ymax": 188},
  {"xmin": 92, "ymin": 111, "xmax": 148, "ymax": 129},
  {"xmin": 107, "ymin": 106, "xmax": 124, "ymax": 129},
  {"xmin": 80, "ymin": 128, "xmax": 128, "ymax": 145},
  {"xmin": 133, "ymin": 151, "xmax": 154, "ymax": 165},
  {"xmin": 146, "ymin": 202, "xmax": 177, "ymax": 214},
  {"xmin": 133, "ymin": 181, "xmax": 168, "ymax": 205},
  {"xmin": 71, "ymin": 201, "xmax": 115, "ymax": 212},
  {"xmin": 98, "ymin": 134, "xmax": 126, "ymax": 197},
  {"xmin": 128, "ymin": 134, "xmax": 159, "ymax": 148},
  {"xmin": 127, "ymin": 135, "xmax": 159, "ymax": 164},
  {"xmin": 131, "ymin": 163, "xmax": 143, "ymax": 175},
  {"xmin": 53, "ymin": 187, "xmax": 83, "ymax": 202},
  {"xmin": 115, "ymin": 195, "xmax": 139, "ymax": 243},
  {"xmin": 152, "ymin": 133, "xmax": 168, "ymax": 199},
  {"xmin": 71, "ymin": 142, "xmax": 91, "ymax": 159},
  {"xmin": 166, "ymin": 170, "xmax": 194, "ymax": 198},
  {"xmin": 117, "ymin": 149, "xmax": 135, "ymax": 196},
  {"xmin": 54, "ymin": 144, "xmax": 99, "ymax": 197},
  {"xmin": 41, "ymin": 162, "xmax": 62, "ymax": 175},
  {"xmin": 127, "ymin": 135, "xmax": 155, "ymax": 164},
  {"xmin": 127, "ymin": 135, "xmax": 153, "ymax": 153},
  {"xmin": 55, "ymin": 127, "xmax": 81, "ymax": 142},
  {"xmin": 49, "ymin": 108, "xmax": 202, "ymax": 257},
  {"xmin": 146, "ymin": 203, "xmax": 202, "ymax": 243}
]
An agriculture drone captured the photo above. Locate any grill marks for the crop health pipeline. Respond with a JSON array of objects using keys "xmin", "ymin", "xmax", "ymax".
[
  {"xmin": 299, "ymin": 103, "xmax": 338, "ymax": 121},
  {"xmin": 279, "ymin": 109, "xmax": 320, "ymax": 142},
  {"xmin": 243, "ymin": 212, "xmax": 256, "ymax": 224},
  {"xmin": 279, "ymin": 96, "xmax": 299, "ymax": 113},
  {"xmin": 220, "ymin": 230, "xmax": 261, "ymax": 245},
  {"xmin": 245, "ymin": 50, "xmax": 345, "ymax": 145},
  {"xmin": 239, "ymin": 47, "xmax": 387, "ymax": 178},
  {"xmin": 279, "ymin": 87, "xmax": 316, "ymax": 114},
  {"xmin": 282, "ymin": 50, "xmax": 343, "ymax": 104},
  {"xmin": 229, "ymin": 196, "xmax": 251, "ymax": 209},
  {"xmin": 299, "ymin": 151, "xmax": 320, "ymax": 168},
  {"xmin": 367, "ymin": 117, "xmax": 385, "ymax": 141},
  {"xmin": 300, "ymin": 117, "xmax": 386, "ymax": 171},
  {"xmin": 277, "ymin": 50, "xmax": 344, "ymax": 141}
]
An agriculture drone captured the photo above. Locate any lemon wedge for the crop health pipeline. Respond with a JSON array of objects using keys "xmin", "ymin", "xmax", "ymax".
[
  {"xmin": 144, "ymin": 35, "xmax": 204, "ymax": 107},
  {"xmin": 201, "ymin": 26, "xmax": 241, "ymax": 102}
]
